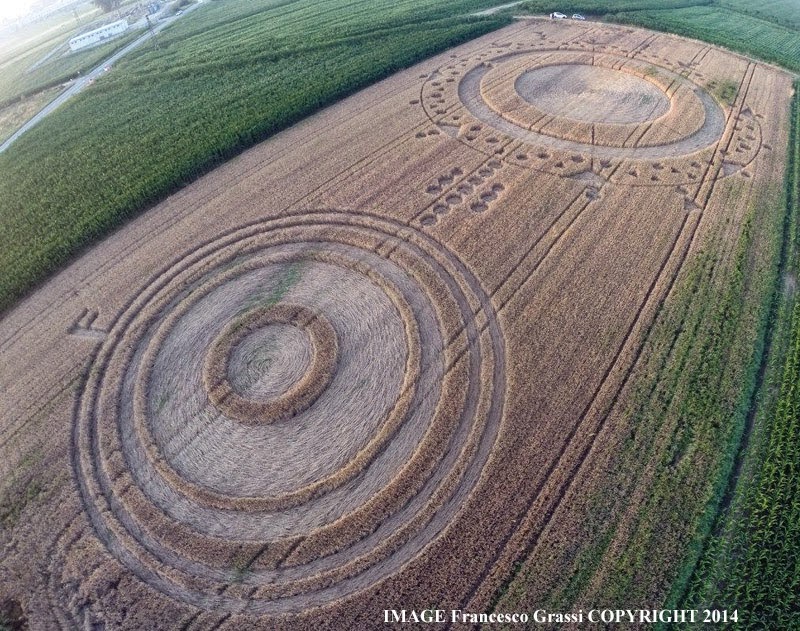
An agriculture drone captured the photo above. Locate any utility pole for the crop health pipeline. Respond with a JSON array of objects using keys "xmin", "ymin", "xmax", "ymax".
[{"xmin": 146, "ymin": 14, "xmax": 159, "ymax": 50}]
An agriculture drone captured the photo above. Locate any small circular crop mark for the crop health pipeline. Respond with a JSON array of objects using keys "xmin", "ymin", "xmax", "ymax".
[
  {"xmin": 471, "ymin": 201, "xmax": 489, "ymax": 213},
  {"xmin": 516, "ymin": 154, "xmax": 528, "ymax": 161},
  {"xmin": 445, "ymin": 194, "xmax": 462, "ymax": 206},
  {"xmin": 432, "ymin": 203, "xmax": 448, "ymax": 215},
  {"xmin": 420, "ymin": 215, "xmax": 437, "ymax": 226}
]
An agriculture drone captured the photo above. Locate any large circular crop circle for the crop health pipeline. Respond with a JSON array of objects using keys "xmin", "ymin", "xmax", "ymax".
[
  {"xmin": 427, "ymin": 50, "xmax": 725, "ymax": 162},
  {"xmin": 72, "ymin": 211, "xmax": 505, "ymax": 614},
  {"xmin": 514, "ymin": 64, "xmax": 671, "ymax": 124}
]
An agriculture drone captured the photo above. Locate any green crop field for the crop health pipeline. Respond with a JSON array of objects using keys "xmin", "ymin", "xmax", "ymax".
[
  {"xmin": 682, "ymin": 82, "xmax": 800, "ymax": 630},
  {"xmin": 0, "ymin": 30, "xmax": 140, "ymax": 106},
  {"xmin": 1, "ymin": 1, "xmax": 799, "ymax": 628},
  {"xmin": 718, "ymin": 0, "xmax": 800, "ymax": 30},
  {"xmin": 520, "ymin": 0, "xmax": 800, "ymax": 71},
  {"xmin": 0, "ymin": 0, "xmax": 510, "ymax": 314}
]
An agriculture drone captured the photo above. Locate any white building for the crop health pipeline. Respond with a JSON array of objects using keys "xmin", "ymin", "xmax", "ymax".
[{"xmin": 69, "ymin": 19, "xmax": 129, "ymax": 52}]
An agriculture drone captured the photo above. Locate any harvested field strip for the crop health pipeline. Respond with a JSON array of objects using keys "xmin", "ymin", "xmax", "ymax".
[
  {"xmin": 493, "ymin": 187, "xmax": 784, "ymax": 621},
  {"xmin": 488, "ymin": 82, "xmax": 789, "ymax": 625}
]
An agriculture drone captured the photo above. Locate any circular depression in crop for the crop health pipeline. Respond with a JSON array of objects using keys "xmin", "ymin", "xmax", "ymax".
[
  {"xmin": 450, "ymin": 51, "xmax": 726, "ymax": 160},
  {"xmin": 226, "ymin": 321, "xmax": 312, "ymax": 401},
  {"xmin": 514, "ymin": 64, "xmax": 670, "ymax": 124},
  {"xmin": 72, "ymin": 211, "xmax": 505, "ymax": 614}
]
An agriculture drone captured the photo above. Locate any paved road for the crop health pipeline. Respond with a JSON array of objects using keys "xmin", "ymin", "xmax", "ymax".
[
  {"xmin": 471, "ymin": 1, "xmax": 524, "ymax": 16},
  {"xmin": 0, "ymin": 3, "xmax": 201, "ymax": 154}
]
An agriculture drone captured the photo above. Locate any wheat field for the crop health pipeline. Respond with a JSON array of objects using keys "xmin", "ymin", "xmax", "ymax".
[{"xmin": 0, "ymin": 18, "xmax": 793, "ymax": 630}]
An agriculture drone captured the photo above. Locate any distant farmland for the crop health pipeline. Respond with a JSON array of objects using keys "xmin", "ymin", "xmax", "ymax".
[{"xmin": 0, "ymin": 17, "xmax": 793, "ymax": 629}]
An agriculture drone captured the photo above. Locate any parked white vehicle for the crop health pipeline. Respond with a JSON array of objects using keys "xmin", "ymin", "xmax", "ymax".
[
  {"xmin": 572, "ymin": 13, "xmax": 586, "ymax": 20},
  {"xmin": 550, "ymin": 12, "xmax": 567, "ymax": 19}
]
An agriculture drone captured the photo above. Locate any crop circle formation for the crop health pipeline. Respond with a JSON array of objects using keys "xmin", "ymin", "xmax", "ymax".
[
  {"xmin": 429, "ymin": 50, "xmax": 726, "ymax": 161},
  {"xmin": 72, "ymin": 211, "xmax": 505, "ymax": 614}
]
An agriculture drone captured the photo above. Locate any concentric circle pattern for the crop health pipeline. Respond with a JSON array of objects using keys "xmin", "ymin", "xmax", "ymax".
[
  {"xmin": 204, "ymin": 303, "xmax": 339, "ymax": 425},
  {"xmin": 72, "ymin": 211, "xmax": 505, "ymax": 614},
  {"xmin": 422, "ymin": 49, "xmax": 730, "ymax": 179}
]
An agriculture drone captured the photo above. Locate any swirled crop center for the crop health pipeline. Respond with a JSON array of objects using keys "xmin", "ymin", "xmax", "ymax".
[
  {"xmin": 515, "ymin": 65, "xmax": 671, "ymax": 124},
  {"xmin": 228, "ymin": 323, "xmax": 311, "ymax": 400}
]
